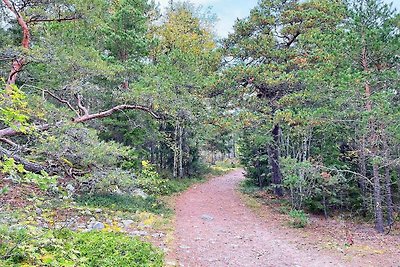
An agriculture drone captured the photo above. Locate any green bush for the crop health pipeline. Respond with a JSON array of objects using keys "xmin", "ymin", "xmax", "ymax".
[
  {"xmin": 288, "ymin": 209, "xmax": 309, "ymax": 228},
  {"xmin": 75, "ymin": 193, "xmax": 170, "ymax": 215},
  {"xmin": 134, "ymin": 161, "xmax": 171, "ymax": 196},
  {"xmin": 0, "ymin": 226, "xmax": 164, "ymax": 267}
]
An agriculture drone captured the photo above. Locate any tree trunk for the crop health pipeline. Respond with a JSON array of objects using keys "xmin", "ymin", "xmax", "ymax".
[
  {"xmin": 173, "ymin": 122, "xmax": 178, "ymax": 178},
  {"xmin": 3, "ymin": 0, "xmax": 31, "ymax": 87},
  {"xmin": 178, "ymin": 124, "xmax": 183, "ymax": 178},
  {"xmin": 385, "ymin": 165, "xmax": 393, "ymax": 225},
  {"xmin": 268, "ymin": 124, "xmax": 283, "ymax": 197},
  {"xmin": 383, "ymin": 133, "xmax": 393, "ymax": 225},
  {"xmin": 0, "ymin": 146, "xmax": 45, "ymax": 173},
  {"xmin": 373, "ymin": 163, "xmax": 384, "ymax": 233},
  {"xmin": 359, "ymin": 136, "xmax": 368, "ymax": 216}
]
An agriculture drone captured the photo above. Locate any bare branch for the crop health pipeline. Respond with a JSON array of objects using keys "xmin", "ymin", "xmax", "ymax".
[
  {"xmin": 43, "ymin": 90, "xmax": 80, "ymax": 116},
  {"xmin": 0, "ymin": 137, "xmax": 18, "ymax": 147},
  {"xmin": 75, "ymin": 94, "xmax": 89, "ymax": 116},
  {"xmin": 73, "ymin": 104, "xmax": 161, "ymax": 123}
]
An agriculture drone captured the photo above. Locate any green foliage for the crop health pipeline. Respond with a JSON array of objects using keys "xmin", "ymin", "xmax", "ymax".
[
  {"xmin": 281, "ymin": 157, "xmax": 349, "ymax": 214},
  {"xmin": 36, "ymin": 125, "xmax": 131, "ymax": 169},
  {"xmin": 75, "ymin": 194, "xmax": 169, "ymax": 215},
  {"xmin": 0, "ymin": 157, "xmax": 57, "ymax": 190},
  {"xmin": 0, "ymin": 80, "xmax": 31, "ymax": 132},
  {"xmin": 134, "ymin": 161, "xmax": 171, "ymax": 196},
  {"xmin": 0, "ymin": 226, "xmax": 164, "ymax": 267},
  {"xmin": 288, "ymin": 210, "xmax": 309, "ymax": 228}
]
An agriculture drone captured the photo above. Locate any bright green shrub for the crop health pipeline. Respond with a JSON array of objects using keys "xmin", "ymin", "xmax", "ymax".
[
  {"xmin": 134, "ymin": 161, "xmax": 170, "ymax": 196},
  {"xmin": 288, "ymin": 210, "xmax": 309, "ymax": 228},
  {"xmin": 0, "ymin": 226, "xmax": 164, "ymax": 267}
]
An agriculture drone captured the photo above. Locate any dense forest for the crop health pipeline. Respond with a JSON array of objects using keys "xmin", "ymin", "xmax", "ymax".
[{"xmin": 0, "ymin": 0, "xmax": 399, "ymax": 266}]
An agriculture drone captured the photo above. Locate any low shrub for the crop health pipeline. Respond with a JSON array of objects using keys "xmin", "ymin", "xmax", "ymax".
[
  {"xmin": 0, "ymin": 226, "xmax": 164, "ymax": 267},
  {"xmin": 288, "ymin": 209, "xmax": 309, "ymax": 228},
  {"xmin": 134, "ymin": 161, "xmax": 170, "ymax": 196}
]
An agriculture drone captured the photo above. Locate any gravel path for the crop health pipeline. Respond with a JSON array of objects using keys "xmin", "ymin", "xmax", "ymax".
[{"xmin": 174, "ymin": 169, "xmax": 346, "ymax": 267}]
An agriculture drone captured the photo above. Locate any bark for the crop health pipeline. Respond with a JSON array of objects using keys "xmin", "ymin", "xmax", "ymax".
[
  {"xmin": 398, "ymin": 167, "xmax": 400, "ymax": 212},
  {"xmin": 359, "ymin": 136, "xmax": 368, "ymax": 216},
  {"xmin": 373, "ymin": 163, "xmax": 384, "ymax": 233},
  {"xmin": 385, "ymin": 165, "xmax": 393, "ymax": 225},
  {"xmin": 173, "ymin": 122, "xmax": 178, "ymax": 178},
  {"xmin": 268, "ymin": 124, "xmax": 283, "ymax": 197},
  {"xmin": 3, "ymin": 0, "xmax": 30, "ymax": 87},
  {"xmin": 383, "ymin": 133, "xmax": 393, "ymax": 225},
  {"xmin": 0, "ymin": 146, "xmax": 44, "ymax": 173},
  {"xmin": 178, "ymin": 124, "xmax": 183, "ymax": 178}
]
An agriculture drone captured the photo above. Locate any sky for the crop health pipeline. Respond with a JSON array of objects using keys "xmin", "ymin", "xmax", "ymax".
[{"xmin": 157, "ymin": 0, "xmax": 400, "ymax": 37}]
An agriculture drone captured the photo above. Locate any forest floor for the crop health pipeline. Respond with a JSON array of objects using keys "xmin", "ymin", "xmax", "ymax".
[{"xmin": 171, "ymin": 169, "xmax": 400, "ymax": 267}]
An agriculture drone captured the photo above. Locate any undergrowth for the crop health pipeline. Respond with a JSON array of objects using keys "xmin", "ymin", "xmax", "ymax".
[
  {"xmin": 0, "ymin": 226, "xmax": 163, "ymax": 267},
  {"xmin": 75, "ymin": 194, "xmax": 170, "ymax": 215}
]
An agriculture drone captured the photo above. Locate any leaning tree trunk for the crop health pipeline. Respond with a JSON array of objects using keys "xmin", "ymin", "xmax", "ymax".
[
  {"xmin": 268, "ymin": 124, "xmax": 283, "ymax": 197},
  {"xmin": 0, "ymin": 146, "xmax": 44, "ymax": 173}
]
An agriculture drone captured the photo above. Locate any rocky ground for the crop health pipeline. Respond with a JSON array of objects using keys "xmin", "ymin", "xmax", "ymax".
[{"xmin": 0, "ymin": 178, "xmax": 173, "ymax": 256}]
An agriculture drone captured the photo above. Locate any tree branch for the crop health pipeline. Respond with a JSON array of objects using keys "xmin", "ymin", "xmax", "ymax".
[
  {"xmin": 0, "ymin": 145, "xmax": 45, "ymax": 173},
  {"xmin": 73, "ymin": 104, "xmax": 161, "ymax": 123},
  {"xmin": 0, "ymin": 104, "xmax": 161, "ymax": 137},
  {"xmin": 75, "ymin": 94, "xmax": 89, "ymax": 116},
  {"xmin": 27, "ymin": 15, "xmax": 82, "ymax": 24},
  {"xmin": 44, "ymin": 90, "xmax": 79, "ymax": 116}
]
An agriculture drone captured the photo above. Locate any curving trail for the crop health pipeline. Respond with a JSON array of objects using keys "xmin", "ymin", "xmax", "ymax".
[{"xmin": 174, "ymin": 169, "xmax": 345, "ymax": 267}]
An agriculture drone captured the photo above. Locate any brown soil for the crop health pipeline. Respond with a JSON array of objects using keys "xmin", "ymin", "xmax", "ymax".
[{"xmin": 174, "ymin": 169, "xmax": 400, "ymax": 267}]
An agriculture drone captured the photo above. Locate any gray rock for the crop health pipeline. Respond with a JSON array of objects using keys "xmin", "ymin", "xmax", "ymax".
[
  {"xmin": 201, "ymin": 214, "xmax": 214, "ymax": 221},
  {"xmin": 92, "ymin": 222, "xmax": 105, "ymax": 230},
  {"xmin": 129, "ymin": 230, "xmax": 148, "ymax": 236},
  {"xmin": 131, "ymin": 188, "xmax": 148, "ymax": 199},
  {"xmin": 66, "ymin": 184, "xmax": 75, "ymax": 192},
  {"xmin": 35, "ymin": 208, "xmax": 42, "ymax": 215},
  {"xmin": 122, "ymin": 219, "xmax": 134, "ymax": 228},
  {"xmin": 95, "ymin": 208, "xmax": 102, "ymax": 213},
  {"xmin": 151, "ymin": 232, "xmax": 165, "ymax": 238}
]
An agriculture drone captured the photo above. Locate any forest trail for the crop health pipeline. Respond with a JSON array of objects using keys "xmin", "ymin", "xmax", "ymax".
[{"xmin": 174, "ymin": 169, "xmax": 346, "ymax": 267}]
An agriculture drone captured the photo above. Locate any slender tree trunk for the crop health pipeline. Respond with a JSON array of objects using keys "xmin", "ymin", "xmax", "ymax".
[
  {"xmin": 383, "ymin": 133, "xmax": 393, "ymax": 225},
  {"xmin": 359, "ymin": 136, "xmax": 368, "ymax": 216},
  {"xmin": 3, "ymin": 0, "xmax": 30, "ymax": 88},
  {"xmin": 178, "ymin": 124, "xmax": 183, "ymax": 178},
  {"xmin": 397, "ymin": 167, "xmax": 400, "ymax": 212},
  {"xmin": 173, "ymin": 122, "xmax": 178, "ymax": 178},
  {"xmin": 385, "ymin": 165, "xmax": 393, "ymax": 225},
  {"xmin": 373, "ymin": 163, "xmax": 384, "ymax": 233},
  {"xmin": 268, "ymin": 124, "xmax": 283, "ymax": 197}
]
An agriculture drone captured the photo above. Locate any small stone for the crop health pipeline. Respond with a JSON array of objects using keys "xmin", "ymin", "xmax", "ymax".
[
  {"xmin": 122, "ymin": 219, "xmax": 134, "ymax": 228},
  {"xmin": 95, "ymin": 208, "xmax": 102, "ymax": 213},
  {"xmin": 151, "ymin": 232, "xmax": 165, "ymax": 238},
  {"xmin": 92, "ymin": 222, "xmax": 105, "ymax": 230},
  {"xmin": 129, "ymin": 230, "xmax": 148, "ymax": 236},
  {"xmin": 201, "ymin": 214, "xmax": 214, "ymax": 221},
  {"xmin": 131, "ymin": 188, "xmax": 148, "ymax": 199},
  {"xmin": 35, "ymin": 208, "xmax": 42, "ymax": 215}
]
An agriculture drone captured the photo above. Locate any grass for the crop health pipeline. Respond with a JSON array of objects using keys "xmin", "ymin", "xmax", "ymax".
[
  {"xmin": 163, "ymin": 177, "xmax": 205, "ymax": 195},
  {"xmin": 75, "ymin": 194, "xmax": 171, "ymax": 215}
]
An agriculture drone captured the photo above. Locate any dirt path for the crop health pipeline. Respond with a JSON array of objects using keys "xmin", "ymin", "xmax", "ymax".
[{"xmin": 174, "ymin": 169, "xmax": 352, "ymax": 267}]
